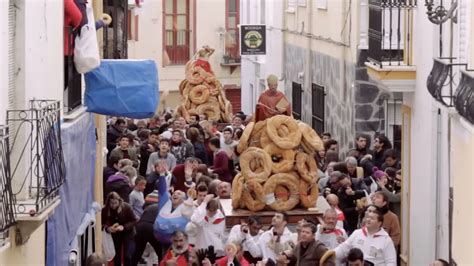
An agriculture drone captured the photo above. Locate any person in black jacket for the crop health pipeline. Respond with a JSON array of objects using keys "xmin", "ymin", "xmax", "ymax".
[
  {"xmin": 138, "ymin": 131, "xmax": 159, "ymax": 176},
  {"xmin": 372, "ymin": 134, "xmax": 392, "ymax": 169},
  {"xmin": 103, "ymin": 153, "xmax": 123, "ymax": 201},
  {"xmin": 102, "ymin": 192, "xmax": 137, "ymax": 266},
  {"xmin": 107, "ymin": 119, "xmax": 127, "ymax": 156},
  {"xmin": 336, "ymin": 174, "xmax": 366, "ymax": 234},
  {"xmin": 131, "ymin": 204, "xmax": 162, "ymax": 266}
]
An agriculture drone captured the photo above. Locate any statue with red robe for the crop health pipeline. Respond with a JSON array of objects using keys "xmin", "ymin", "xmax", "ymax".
[{"xmin": 254, "ymin": 75, "xmax": 292, "ymax": 122}]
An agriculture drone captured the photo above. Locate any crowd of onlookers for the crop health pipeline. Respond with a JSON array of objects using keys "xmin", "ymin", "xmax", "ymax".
[{"xmin": 89, "ymin": 111, "xmax": 445, "ymax": 266}]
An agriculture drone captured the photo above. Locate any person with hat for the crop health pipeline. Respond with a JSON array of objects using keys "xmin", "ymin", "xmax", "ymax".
[{"xmin": 254, "ymin": 75, "xmax": 292, "ymax": 122}]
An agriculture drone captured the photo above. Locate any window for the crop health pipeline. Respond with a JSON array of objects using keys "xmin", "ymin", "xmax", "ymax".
[
  {"xmin": 297, "ymin": 0, "xmax": 306, "ymax": 6},
  {"xmin": 164, "ymin": 0, "xmax": 190, "ymax": 65},
  {"xmin": 288, "ymin": 0, "xmax": 297, "ymax": 11},
  {"xmin": 311, "ymin": 84, "xmax": 325, "ymax": 133},
  {"xmin": 127, "ymin": 11, "xmax": 139, "ymax": 41},
  {"xmin": 292, "ymin": 82, "xmax": 302, "ymax": 120},
  {"xmin": 226, "ymin": 0, "xmax": 240, "ymax": 60}
]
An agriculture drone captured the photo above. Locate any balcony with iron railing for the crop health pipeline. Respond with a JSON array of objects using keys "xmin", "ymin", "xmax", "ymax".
[
  {"xmin": 0, "ymin": 125, "xmax": 16, "ymax": 250},
  {"xmin": 365, "ymin": 0, "xmax": 417, "ymax": 92},
  {"xmin": 5, "ymin": 100, "xmax": 66, "ymax": 244}
]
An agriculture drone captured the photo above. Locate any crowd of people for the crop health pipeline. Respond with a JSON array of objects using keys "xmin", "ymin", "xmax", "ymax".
[{"xmin": 92, "ymin": 76, "xmax": 425, "ymax": 266}]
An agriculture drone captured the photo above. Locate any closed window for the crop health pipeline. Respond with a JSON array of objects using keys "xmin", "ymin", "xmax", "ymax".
[
  {"xmin": 311, "ymin": 83, "xmax": 325, "ymax": 133},
  {"xmin": 292, "ymin": 82, "xmax": 302, "ymax": 120},
  {"xmin": 226, "ymin": 0, "xmax": 240, "ymax": 59},
  {"xmin": 164, "ymin": 0, "xmax": 190, "ymax": 65}
]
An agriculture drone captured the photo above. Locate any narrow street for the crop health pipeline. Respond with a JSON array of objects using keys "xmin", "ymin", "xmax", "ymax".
[{"xmin": 0, "ymin": 0, "xmax": 473, "ymax": 265}]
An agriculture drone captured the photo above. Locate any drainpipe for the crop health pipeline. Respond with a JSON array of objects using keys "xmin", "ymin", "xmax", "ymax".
[
  {"xmin": 281, "ymin": 0, "xmax": 286, "ymax": 81},
  {"xmin": 303, "ymin": 0, "xmax": 312, "ymax": 122},
  {"xmin": 435, "ymin": 108, "xmax": 441, "ymax": 259}
]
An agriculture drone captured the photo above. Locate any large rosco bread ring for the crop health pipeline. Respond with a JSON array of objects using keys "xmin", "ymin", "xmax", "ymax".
[
  {"xmin": 299, "ymin": 178, "xmax": 318, "ymax": 208},
  {"xmin": 240, "ymin": 147, "xmax": 272, "ymax": 183},
  {"xmin": 184, "ymin": 95, "xmax": 192, "ymax": 109},
  {"xmin": 295, "ymin": 152, "xmax": 318, "ymax": 182},
  {"xmin": 300, "ymin": 138, "xmax": 316, "ymax": 154},
  {"xmin": 189, "ymin": 85, "xmax": 210, "ymax": 104},
  {"xmin": 186, "ymin": 67, "xmax": 206, "ymax": 85},
  {"xmin": 275, "ymin": 185, "xmax": 290, "ymax": 201},
  {"xmin": 236, "ymin": 122, "xmax": 254, "ymax": 154},
  {"xmin": 248, "ymin": 121, "xmax": 267, "ymax": 147},
  {"xmin": 231, "ymin": 173, "xmax": 245, "ymax": 209},
  {"xmin": 259, "ymin": 130, "xmax": 272, "ymax": 148},
  {"xmin": 242, "ymin": 179, "xmax": 266, "ymax": 211},
  {"xmin": 298, "ymin": 122, "xmax": 324, "ymax": 151},
  {"xmin": 224, "ymin": 100, "xmax": 233, "ymax": 122},
  {"xmin": 263, "ymin": 173, "xmax": 300, "ymax": 211},
  {"xmin": 177, "ymin": 104, "xmax": 190, "ymax": 122},
  {"xmin": 204, "ymin": 77, "xmax": 222, "ymax": 96},
  {"xmin": 218, "ymin": 94, "xmax": 226, "ymax": 110},
  {"xmin": 263, "ymin": 143, "xmax": 295, "ymax": 173},
  {"xmin": 266, "ymin": 115, "xmax": 302, "ymax": 149},
  {"xmin": 196, "ymin": 103, "xmax": 220, "ymax": 121},
  {"xmin": 179, "ymin": 79, "xmax": 188, "ymax": 95}
]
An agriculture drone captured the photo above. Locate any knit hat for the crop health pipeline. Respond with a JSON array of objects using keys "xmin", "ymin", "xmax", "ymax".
[{"xmin": 372, "ymin": 167, "xmax": 386, "ymax": 180}]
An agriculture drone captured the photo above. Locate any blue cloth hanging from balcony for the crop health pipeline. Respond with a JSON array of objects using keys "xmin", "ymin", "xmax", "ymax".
[{"xmin": 84, "ymin": 59, "xmax": 159, "ymax": 118}]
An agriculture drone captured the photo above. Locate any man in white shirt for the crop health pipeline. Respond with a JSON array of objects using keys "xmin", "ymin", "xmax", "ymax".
[
  {"xmin": 190, "ymin": 196, "xmax": 226, "ymax": 256},
  {"xmin": 227, "ymin": 216, "xmax": 264, "ymax": 264},
  {"xmin": 258, "ymin": 212, "xmax": 295, "ymax": 263},
  {"xmin": 316, "ymin": 208, "xmax": 347, "ymax": 249},
  {"xmin": 335, "ymin": 208, "xmax": 397, "ymax": 266}
]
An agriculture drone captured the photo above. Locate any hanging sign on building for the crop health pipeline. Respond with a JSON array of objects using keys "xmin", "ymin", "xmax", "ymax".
[{"xmin": 240, "ymin": 25, "xmax": 266, "ymax": 55}]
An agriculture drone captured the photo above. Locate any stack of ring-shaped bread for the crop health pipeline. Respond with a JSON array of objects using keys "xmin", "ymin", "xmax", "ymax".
[
  {"xmin": 233, "ymin": 115, "xmax": 324, "ymax": 212},
  {"xmin": 177, "ymin": 55, "xmax": 234, "ymax": 123}
]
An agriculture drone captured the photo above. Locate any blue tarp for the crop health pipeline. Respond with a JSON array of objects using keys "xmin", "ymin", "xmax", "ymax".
[
  {"xmin": 46, "ymin": 113, "xmax": 96, "ymax": 266},
  {"xmin": 84, "ymin": 59, "xmax": 159, "ymax": 119}
]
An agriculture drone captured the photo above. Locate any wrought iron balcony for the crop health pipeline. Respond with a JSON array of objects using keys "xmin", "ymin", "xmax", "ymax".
[
  {"xmin": 365, "ymin": 0, "xmax": 417, "ymax": 92},
  {"xmin": 6, "ymin": 100, "xmax": 66, "ymax": 217},
  {"xmin": 454, "ymin": 71, "xmax": 474, "ymax": 124},
  {"xmin": 0, "ymin": 125, "xmax": 16, "ymax": 247},
  {"xmin": 367, "ymin": 0, "xmax": 417, "ymax": 67},
  {"xmin": 426, "ymin": 58, "xmax": 471, "ymax": 108}
]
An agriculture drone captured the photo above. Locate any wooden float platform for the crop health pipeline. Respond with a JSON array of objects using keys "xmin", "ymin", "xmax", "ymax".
[{"xmin": 220, "ymin": 199, "xmax": 323, "ymax": 228}]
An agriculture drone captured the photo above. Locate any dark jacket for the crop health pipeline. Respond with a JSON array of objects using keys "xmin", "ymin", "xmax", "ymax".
[
  {"xmin": 338, "ymin": 187, "xmax": 366, "ymax": 234},
  {"xmin": 106, "ymin": 174, "xmax": 132, "ymax": 203},
  {"xmin": 106, "ymin": 126, "xmax": 124, "ymax": 153},
  {"xmin": 103, "ymin": 166, "xmax": 117, "ymax": 199},
  {"xmin": 372, "ymin": 148, "xmax": 387, "ymax": 169},
  {"xmin": 101, "ymin": 203, "xmax": 137, "ymax": 238},
  {"xmin": 192, "ymin": 141, "xmax": 209, "ymax": 165},
  {"xmin": 138, "ymin": 204, "xmax": 159, "ymax": 224},
  {"xmin": 139, "ymin": 141, "xmax": 157, "ymax": 176},
  {"xmin": 291, "ymin": 240, "xmax": 335, "ymax": 266}
]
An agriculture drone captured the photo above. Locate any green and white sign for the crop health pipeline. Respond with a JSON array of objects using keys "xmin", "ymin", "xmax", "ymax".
[{"xmin": 240, "ymin": 25, "xmax": 266, "ymax": 55}]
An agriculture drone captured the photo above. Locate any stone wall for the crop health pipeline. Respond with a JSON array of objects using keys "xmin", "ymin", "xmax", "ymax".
[
  {"xmin": 284, "ymin": 44, "xmax": 356, "ymax": 154},
  {"xmin": 354, "ymin": 50, "xmax": 390, "ymax": 141}
]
